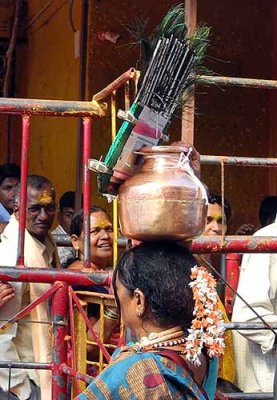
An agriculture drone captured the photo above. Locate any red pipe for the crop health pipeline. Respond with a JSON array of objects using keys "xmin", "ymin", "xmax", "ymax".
[
  {"xmin": 0, "ymin": 267, "xmax": 111, "ymax": 285},
  {"xmin": 0, "ymin": 282, "xmax": 61, "ymax": 334},
  {"xmin": 17, "ymin": 115, "xmax": 30, "ymax": 267},
  {"xmin": 191, "ymin": 236, "xmax": 277, "ymax": 253},
  {"xmin": 52, "ymin": 282, "xmax": 69, "ymax": 398},
  {"xmin": 201, "ymin": 155, "xmax": 277, "ymax": 167},
  {"xmin": 68, "ymin": 289, "xmax": 81, "ymax": 394},
  {"xmin": 60, "ymin": 363, "xmax": 92, "ymax": 384},
  {"xmin": 0, "ymin": 97, "xmax": 106, "ymax": 117},
  {"xmin": 225, "ymin": 253, "xmax": 242, "ymax": 315},
  {"xmin": 82, "ymin": 117, "xmax": 92, "ymax": 268}
]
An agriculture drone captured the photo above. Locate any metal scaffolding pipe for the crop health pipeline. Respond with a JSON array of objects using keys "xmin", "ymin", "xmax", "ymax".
[
  {"xmin": 224, "ymin": 322, "xmax": 277, "ymax": 330},
  {"xmin": 60, "ymin": 363, "xmax": 92, "ymax": 384},
  {"xmin": 17, "ymin": 115, "xmax": 30, "ymax": 267},
  {"xmin": 191, "ymin": 236, "xmax": 277, "ymax": 253},
  {"xmin": 197, "ymin": 74, "xmax": 277, "ymax": 89},
  {"xmin": 82, "ymin": 117, "xmax": 92, "ymax": 268},
  {"xmin": 201, "ymin": 155, "xmax": 277, "ymax": 167},
  {"xmin": 0, "ymin": 362, "xmax": 51, "ymax": 369},
  {"xmin": 0, "ymin": 97, "xmax": 106, "ymax": 117},
  {"xmin": 53, "ymin": 235, "xmax": 277, "ymax": 253},
  {"xmin": 220, "ymin": 394, "xmax": 273, "ymax": 399},
  {"xmin": 0, "ymin": 267, "xmax": 111, "ymax": 286},
  {"xmin": 93, "ymin": 68, "xmax": 137, "ymax": 101},
  {"xmin": 52, "ymin": 283, "xmax": 68, "ymax": 398},
  {"xmin": 52, "ymin": 234, "xmax": 72, "ymax": 246}
]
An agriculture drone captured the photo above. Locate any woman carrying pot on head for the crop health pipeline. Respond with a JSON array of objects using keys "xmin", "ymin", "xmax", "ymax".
[
  {"xmin": 67, "ymin": 206, "xmax": 119, "ymax": 356},
  {"xmin": 75, "ymin": 241, "xmax": 223, "ymax": 400}
]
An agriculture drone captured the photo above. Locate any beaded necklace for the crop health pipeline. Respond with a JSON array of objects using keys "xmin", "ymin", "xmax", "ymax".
[{"xmin": 135, "ymin": 326, "xmax": 185, "ymax": 352}]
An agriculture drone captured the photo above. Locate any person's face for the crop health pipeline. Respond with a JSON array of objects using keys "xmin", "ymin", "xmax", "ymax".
[
  {"xmin": 15, "ymin": 184, "xmax": 56, "ymax": 242},
  {"xmin": 72, "ymin": 211, "xmax": 113, "ymax": 268},
  {"xmin": 0, "ymin": 177, "xmax": 19, "ymax": 213},
  {"xmin": 59, "ymin": 207, "xmax": 74, "ymax": 234},
  {"xmin": 203, "ymin": 203, "xmax": 227, "ymax": 236}
]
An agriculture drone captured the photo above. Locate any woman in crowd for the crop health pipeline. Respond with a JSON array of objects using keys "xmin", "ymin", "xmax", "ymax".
[
  {"xmin": 68, "ymin": 206, "xmax": 113, "ymax": 272},
  {"xmin": 67, "ymin": 206, "xmax": 119, "ymax": 355},
  {"xmin": 75, "ymin": 241, "xmax": 222, "ymax": 400}
]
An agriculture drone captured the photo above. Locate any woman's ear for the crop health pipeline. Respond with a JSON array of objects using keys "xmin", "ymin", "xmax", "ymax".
[
  {"xmin": 71, "ymin": 234, "xmax": 80, "ymax": 251},
  {"xmin": 134, "ymin": 289, "xmax": 146, "ymax": 317}
]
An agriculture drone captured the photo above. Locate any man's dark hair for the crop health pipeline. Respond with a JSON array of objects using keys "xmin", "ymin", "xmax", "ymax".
[
  {"xmin": 259, "ymin": 196, "xmax": 277, "ymax": 227},
  {"xmin": 207, "ymin": 191, "xmax": 232, "ymax": 223},
  {"xmin": 59, "ymin": 191, "xmax": 83, "ymax": 212},
  {"xmin": 70, "ymin": 206, "xmax": 110, "ymax": 237},
  {"xmin": 59, "ymin": 191, "xmax": 75, "ymax": 212},
  {"xmin": 15, "ymin": 175, "xmax": 54, "ymax": 204},
  {"xmin": 0, "ymin": 163, "xmax": 20, "ymax": 186},
  {"xmin": 113, "ymin": 241, "xmax": 196, "ymax": 331}
]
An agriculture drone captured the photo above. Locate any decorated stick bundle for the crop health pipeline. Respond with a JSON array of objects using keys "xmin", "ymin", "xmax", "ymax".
[{"xmin": 90, "ymin": 5, "xmax": 209, "ymax": 197}]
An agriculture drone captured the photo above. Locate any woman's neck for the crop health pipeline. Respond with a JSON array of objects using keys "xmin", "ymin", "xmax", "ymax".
[
  {"xmin": 90, "ymin": 259, "xmax": 110, "ymax": 271},
  {"xmin": 135, "ymin": 324, "xmax": 183, "ymax": 344}
]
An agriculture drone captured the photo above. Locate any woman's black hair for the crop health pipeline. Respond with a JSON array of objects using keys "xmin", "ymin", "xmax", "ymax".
[
  {"xmin": 70, "ymin": 206, "xmax": 110, "ymax": 236},
  {"xmin": 113, "ymin": 241, "xmax": 197, "ymax": 332}
]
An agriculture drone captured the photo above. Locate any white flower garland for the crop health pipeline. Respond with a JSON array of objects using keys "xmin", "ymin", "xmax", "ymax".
[{"xmin": 184, "ymin": 266, "xmax": 225, "ymax": 366}]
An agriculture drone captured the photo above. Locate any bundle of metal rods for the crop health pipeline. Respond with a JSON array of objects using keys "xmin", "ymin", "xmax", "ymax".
[{"xmin": 135, "ymin": 35, "xmax": 195, "ymax": 118}]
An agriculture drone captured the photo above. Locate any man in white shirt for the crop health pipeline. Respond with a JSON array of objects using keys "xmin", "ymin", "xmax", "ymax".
[
  {"xmin": 232, "ymin": 214, "xmax": 277, "ymax": 393},
  {"xmin": 0, "ymin": 175, "xmax": 60, "ymax": 400},
  {"xmin": 0, "ymin": 163, "xmax": 20, "ymax": 223},
  {"xmin": 52, "ymin": 191, "xmax": 77, "ymax": 266}
]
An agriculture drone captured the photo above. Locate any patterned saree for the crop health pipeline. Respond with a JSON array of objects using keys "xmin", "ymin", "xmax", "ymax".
[{"xmin": 75, "ymin": 346, "xmax": 218, "ymax": 400}]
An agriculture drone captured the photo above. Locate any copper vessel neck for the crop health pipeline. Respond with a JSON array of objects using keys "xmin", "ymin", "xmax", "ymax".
[{"xmin": 140, "ymin": 152, "xmax": 182, "ymax": 172}]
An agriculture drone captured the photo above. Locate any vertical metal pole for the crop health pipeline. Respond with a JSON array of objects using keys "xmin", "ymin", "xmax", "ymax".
[
  {"xmin": 82, "ymin": 117, "xmax": 92, "ymax": 268},
  {"xmin": 182, "ymin": 0, "xmax": 197, "ymax": 143},
  {"xmin": 219, "ymin": 159, "xmax": 226, "ymax": 300},
  {"xmin": 99, "ymin": 300, "xmax": 105, "ymax": 372},
  {"xmin": 52, "ymin": 282, "xmax": 68, "ymax": 399},
  {"xmin": 111, "ymin": 91, "xmax": 118, "ymax": 268},
  {"xmin": 68, "ymin": 289, "xmax": 80, "ymax": 395},
  {"xmin": 75, "ymin": 0, "xmax": 89, "ymax": 210},
  {"xmin": 17, "ymin": 115, "xmax": 30, "ymax": 267}
]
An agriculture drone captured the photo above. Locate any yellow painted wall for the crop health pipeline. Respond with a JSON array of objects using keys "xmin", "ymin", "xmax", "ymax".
[
  {"xmin": 19, "ymin": 0, "xmax": 83, "ymax": 206},
  {"xmin": 0, "ymin": 1, "xmax": 17, "ymax": 164}
]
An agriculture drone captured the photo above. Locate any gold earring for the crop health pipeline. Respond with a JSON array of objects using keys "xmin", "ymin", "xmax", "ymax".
[{"xmin": 136, "ymin": 310, "xmax": 143, "ymax": 317}]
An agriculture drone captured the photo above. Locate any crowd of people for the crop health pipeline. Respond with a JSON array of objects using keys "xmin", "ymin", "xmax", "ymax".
[{"xmin": 0, "ymin": 159, "xmax": 276, "ymax": 399}]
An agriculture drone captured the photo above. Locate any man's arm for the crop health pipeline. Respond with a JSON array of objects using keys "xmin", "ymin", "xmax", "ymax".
[
  {"xmin": 232, "ymin": 252, "xmax": 277, "ymax": 354},
  {"xmin": 0, "ymin": 282, "xmax": 31, "ymax": 395}
]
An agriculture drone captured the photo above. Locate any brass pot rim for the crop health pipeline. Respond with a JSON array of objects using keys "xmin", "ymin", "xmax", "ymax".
[{"xmin": 135, "ymin": 145, "xmax": 187, "ymax": 155}]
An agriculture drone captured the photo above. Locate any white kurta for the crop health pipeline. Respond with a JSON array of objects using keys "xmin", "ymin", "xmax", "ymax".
[
  {"xmin": 232, "ymin": 217, "xmax": 277, "ymax": 393},
  {"xmin": 0, "ymin": 215, "xmax": 60, "ymax": 400}
]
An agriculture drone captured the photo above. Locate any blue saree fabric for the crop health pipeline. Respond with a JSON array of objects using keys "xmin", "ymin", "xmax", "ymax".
[{"xmin": 75, "ymin": 346, "xmax": 218, "ymax": 400}]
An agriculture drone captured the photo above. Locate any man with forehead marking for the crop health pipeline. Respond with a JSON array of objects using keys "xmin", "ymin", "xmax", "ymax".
[{"xmin": 0, "ymin": 175, "xmax": 60, "ymax": 400}]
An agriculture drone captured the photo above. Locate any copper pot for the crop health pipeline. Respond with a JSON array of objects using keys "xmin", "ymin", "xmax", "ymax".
[{"xmin": 118, "ymin": 146, "xmax": 208, "ymax": 241}]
